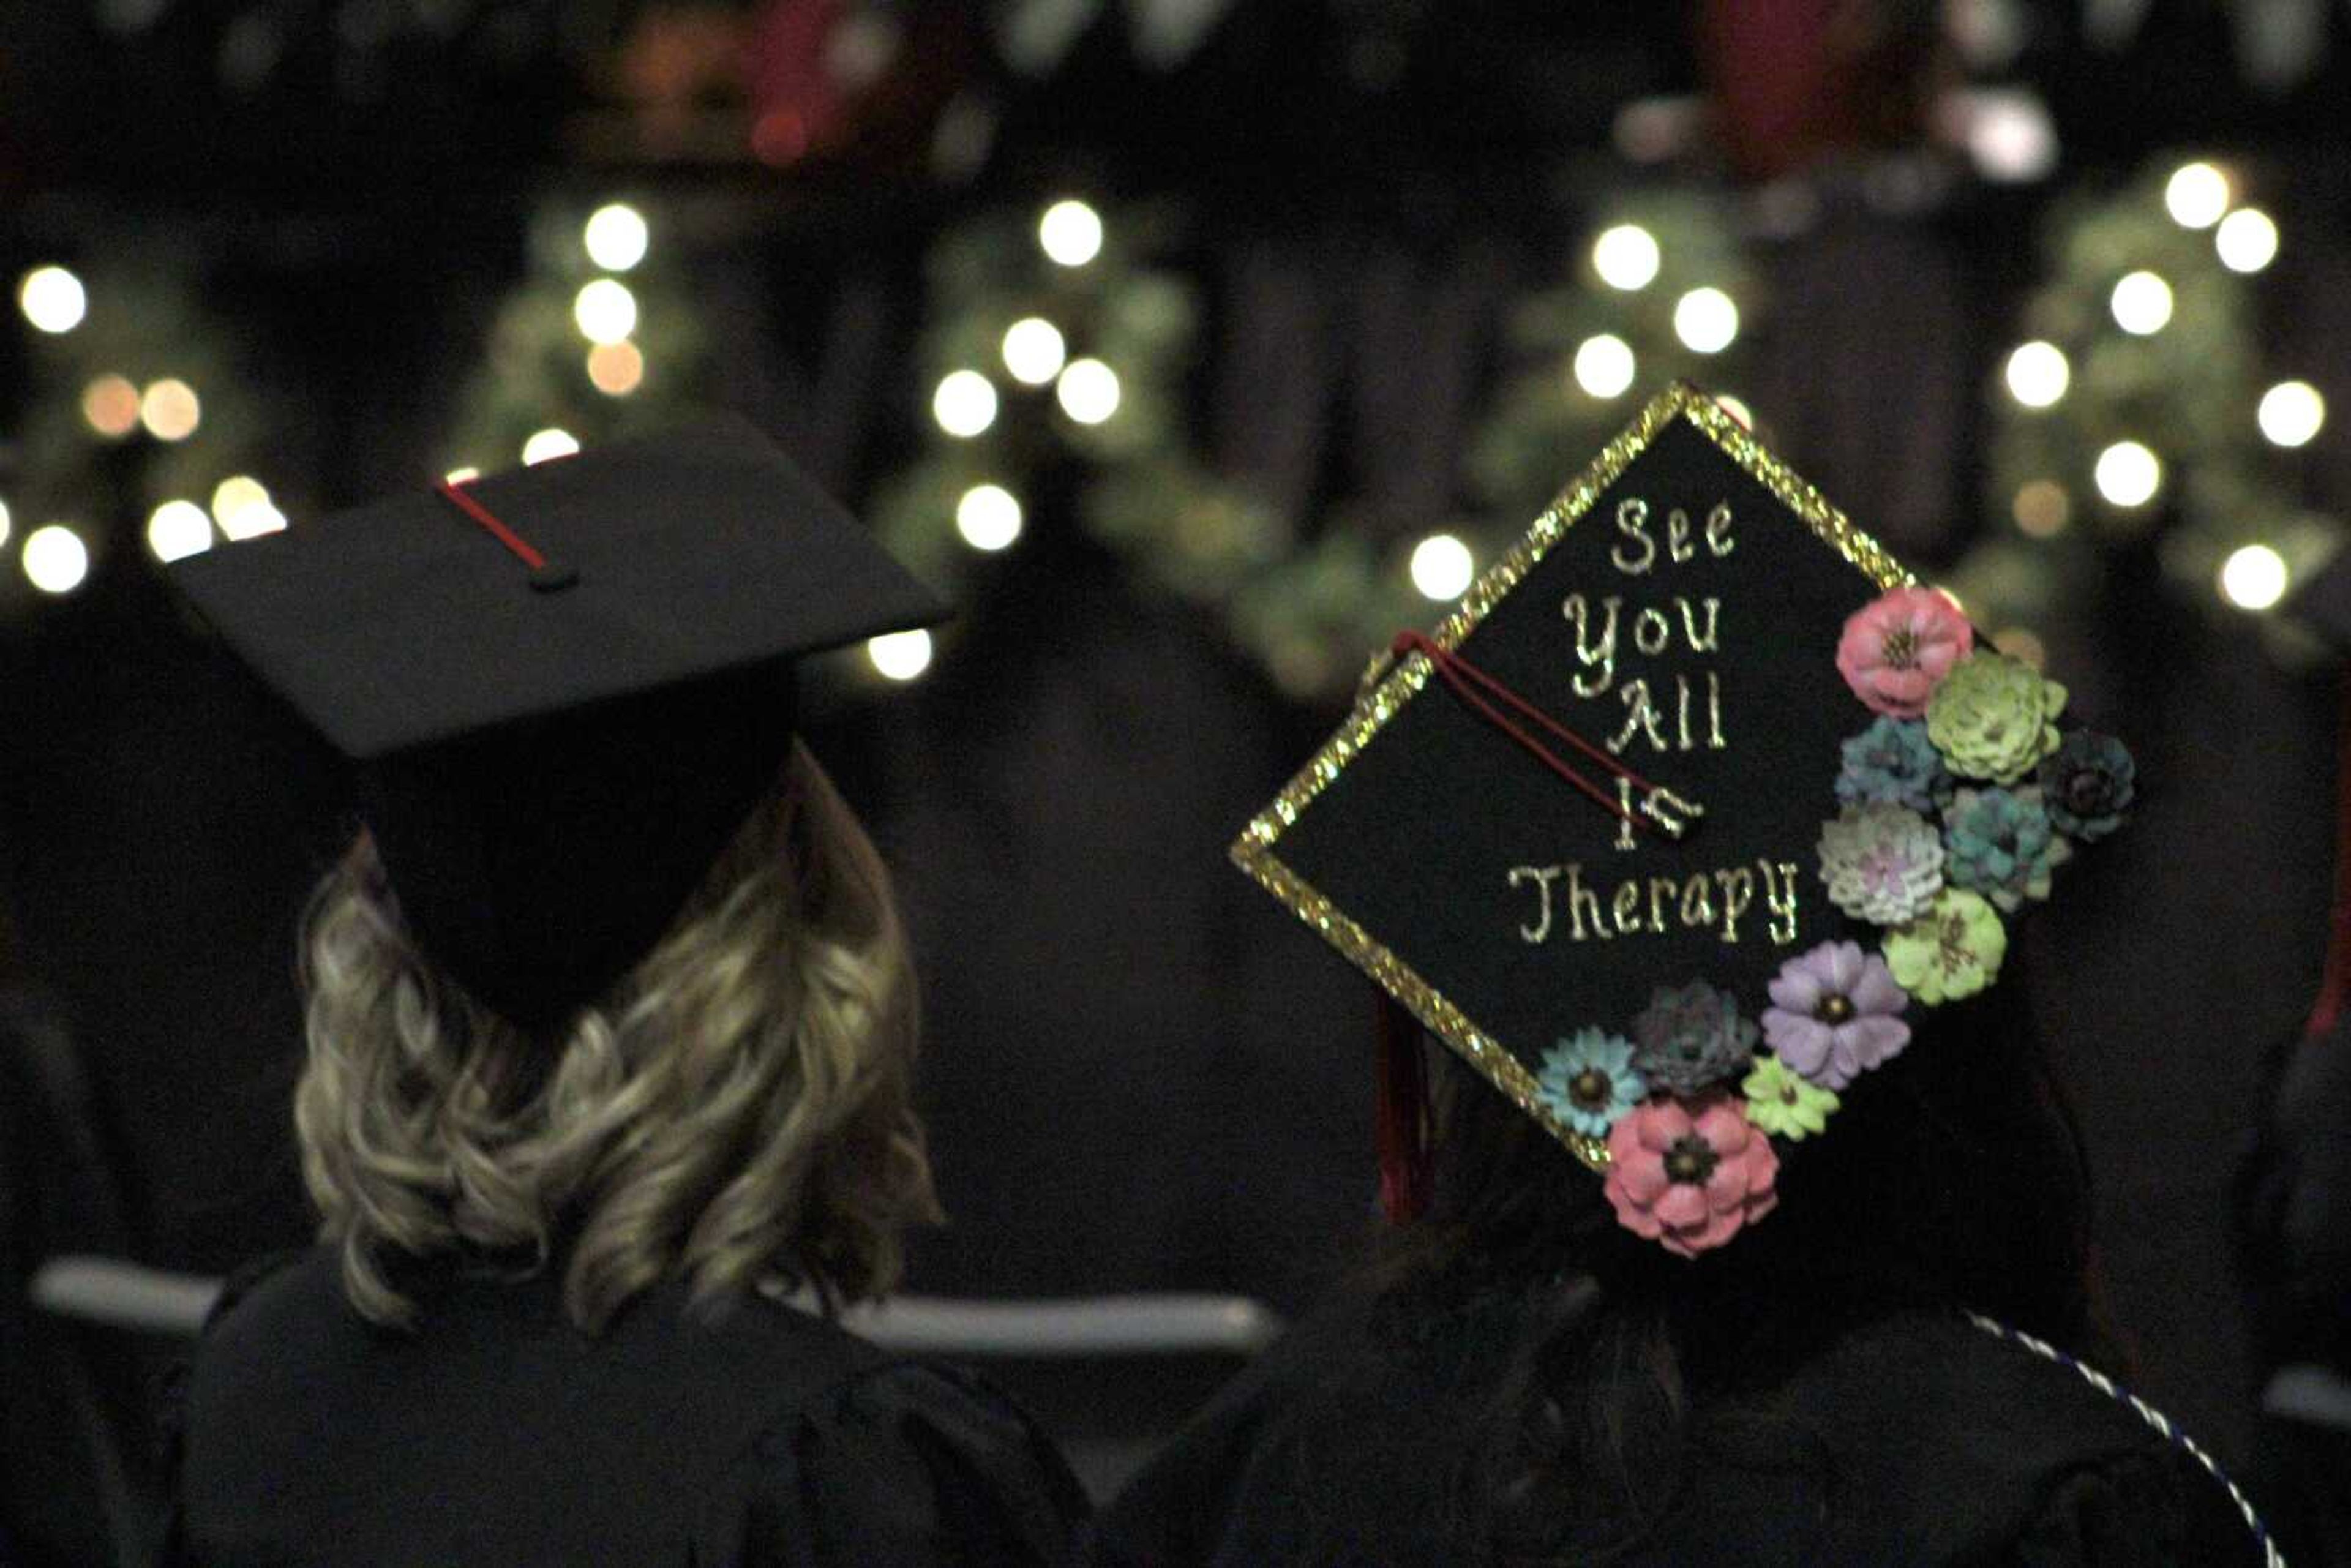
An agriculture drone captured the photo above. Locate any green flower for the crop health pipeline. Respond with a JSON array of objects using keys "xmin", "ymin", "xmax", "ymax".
[
  {"xmin": 1883, "ymin": 888, "xmax": 2008, "ymax": 1005},
  {"xmin": 1925, "ymin": 653, "xmax": 2067, "ymax": 786},
  {"xmin": 1742, "ymin": 1054, "xmax": 1840, "ymax": 1139}
]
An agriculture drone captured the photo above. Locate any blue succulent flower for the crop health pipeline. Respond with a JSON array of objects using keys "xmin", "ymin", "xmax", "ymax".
[
  {"xmin": 1835, "ymin": 716, "xmax": 1955, "ymax": 814},
  {"xmin": 1942, "ymin": 786, "xmax": 2070, "ymax": 912},
  {"xmin": 1536, "ymin": 1028, "xmax": 1647, "ymax": 1138},
  {"xmin": 2038, "ymin": 730, "xmax": 2135, "ymax": 842}
]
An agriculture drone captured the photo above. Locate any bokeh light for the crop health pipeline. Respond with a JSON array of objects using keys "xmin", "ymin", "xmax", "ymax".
[
  {"xmin": 2216, "ymin": 208, "xmax": 2279, "ymax": 273},
  {"xmin": 2218, "ymin": 543, "xmax": 2290, "ymax": 610},
  {"xmin": 2004, "ymin": 342, "xmax": 2070, "ymax": 408},
  {"xmin": 2012, "ymin": 480, "xmax": 2072, "ymax": 538},
  {"xmin": 210, "ymin": 475, "xmax": 270, "ymax": 526},
  {"xmin": 572, "ymin": 279, "xmax": 638, "ymax": 345},
  {"xmin": 147, "ymin": 500, "xmax": 214, "ymax": 563},
  {"xmin": 81, "ymin": 373, "xmax": 142, "ymax": 437},
  {"xmin": 2093, "ymin": 441, "xmax": 2162, "ymax": 507},
  {"xmin": 583, "ymin": 204, "xmax": 649, "ymax": 271},
  {"xmin": 1038, "ymin": 200, "xmax": 1104, "ymax": 267},
  {"xmin": 140, "ymin": 378, "xmax": 201, "ymax": 441},
  {"xmin": 217, "ymin": 498, "xmax": 287, "ymax": 541},
  {"xmin": 23, "ymin": 525, "xmax": 89, "ymax": 593},
  {"xmin": 2164, "ymin": 162, "xmax": 2230, "ymax": 228},
  {"xmin": 932, "ymin": 370, "xmax": 999, "ymax": 437},
  {"xmin": 1714, "ymin": 394, "xmax": 1754, "ymax": 429},
  {"xmin": 1001, "ymin": 317, "xmax": 1067, "ymax": 386},
  {"xmin": 522, "ymin": 428, "xmax": 580, "ymax": 465},
  {"xmin": 1993, "ymin": 628, "xmax": 2047, "ymax": 670},
  {"xmin": 954, "ymin": 484, "xmax": 1023, "ymax": 552},
  {"xmin": 2109, "ymin": 271, "xmax": 2173, "ymax": 336},
  {"xmin": 1591, "ymin": 224, "xmax": 1660, "ymax": 291},
  {"xmin": 1409, "ymin": 533, "xmax": 1475, "ymax": 601},
  {"xmin": 587, "ymin": 340, "xmax": 646, "ymax": 396},
  {"xmin": 1056, "ymin": 358, "xmax": 1121, "ymax": 424},
  {"xmin": 1572, "ymin": 334, "xmax": 1636, "ymax": 399},
  {"xmin": 18, "ymin": 266, "xmax": 87, "ymax": 334},
  {"xmin": 1673, "ymin": 287, "xmax": 1739, "ymax": 353},
  {"xmin": 2258, "ymin": 381, "xmax": 2326, "ymax": 448},
  {"xmin": 867, "ymin": 629, "xmax": 934, "ymax": 681}
]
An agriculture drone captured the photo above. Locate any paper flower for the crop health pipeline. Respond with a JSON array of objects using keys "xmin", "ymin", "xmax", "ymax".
[
  {"xmin": 1535, "ymin": 1028, "xmax": 1646, "ymax": 1138},
  {"xmin": 1925, "ymin": 653, "xmax": 2067, "ymax": 785},
  {"xmin": 1883, "ymin": 888, "xmax": 2008, "ymax": 1005},
  {"xmin": 1943, "ymin": 787, "xmax": 2071, "ymax": 912},
  {"xmin": 1835, "ymin": 716, "xmax": 1957, "ymax": 814},
  {"xmin": 1631, "ymin": 981, "xmax": 1760, "ymax": 1096},
  {"xmin": 2038, "ymin": 730, "xmax": 2136, "ymax": 842},
  {"xmin": 1836, "ymin": 587, "xmax": 1974, "ymax": 718},
  {"xmin": 1742, "ymin": 1055, "xmax": 1840, "ymax": 1139},
  {"xmin": 1818, "ymin": 802, "xmax": 1946, "ymax": 926},
  {"xmin": 1760, "ymin": 939, "xmax": 1911, "ymax": 1090},
  {"xmin": 1604, "ymin": 1093, "xmax": 1781, "ymax": 1258}
]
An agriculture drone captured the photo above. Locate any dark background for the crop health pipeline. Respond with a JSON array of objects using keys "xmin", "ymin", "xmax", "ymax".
[{"xmin": 5, "ymin": 1, "xmax": 2351, "ymax": 1559}]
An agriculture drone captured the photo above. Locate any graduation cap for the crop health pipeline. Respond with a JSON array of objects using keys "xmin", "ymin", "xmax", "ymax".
[
  {"xmin": 1233, "ymin": 384, "xmax": 2131, "ymax": 1255},
  {"xmin": 170, "ymin": 415, "xmax": 948, "ymax": 1031}
]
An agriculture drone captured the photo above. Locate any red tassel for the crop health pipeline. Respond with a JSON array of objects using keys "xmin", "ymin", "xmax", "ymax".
[{"xmin": 1376, "ymin": 997, "xmax": 1433, "ymax": 1224}]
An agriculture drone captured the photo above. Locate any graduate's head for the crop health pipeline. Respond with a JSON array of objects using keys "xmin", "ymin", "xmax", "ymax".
[
  {"xmin": 1234, "ymin": 384, "xmax": 2125, "ymax": 1340},
  {"xmin": 1417, "ymin": 958, "xmax": 2096, "ymax": 1346},
  {"xmin": 168, "ymin": 418, "xmax": 951, "ymax": 1332},
  {"xmin": 293, "ymin": 740, "xmax": 939, "ymax": 1332}
]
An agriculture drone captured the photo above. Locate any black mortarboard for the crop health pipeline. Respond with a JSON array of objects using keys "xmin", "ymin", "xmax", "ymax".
[
  {"xmin": 171, "ymin": 415, "xmax": 947, "ymax": 1029},
  {"xmin": 1234, "ymin": 384, "xmax": 2126, "ymax": 1251}
]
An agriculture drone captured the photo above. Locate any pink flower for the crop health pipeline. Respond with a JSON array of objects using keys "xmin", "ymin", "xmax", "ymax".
[
  {"xmin": 1604, "ymin": 1093, "xmax": 1781, "ymax": 1258},
  {"xmin": 1836, "ymin": 588, "xmax": 1973, "ymax": 719}
]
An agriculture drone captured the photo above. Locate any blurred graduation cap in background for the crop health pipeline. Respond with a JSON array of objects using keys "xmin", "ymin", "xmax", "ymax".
[{"xmin": 168, "ymin": 415, "xmax": 947, "ymax": 1032}]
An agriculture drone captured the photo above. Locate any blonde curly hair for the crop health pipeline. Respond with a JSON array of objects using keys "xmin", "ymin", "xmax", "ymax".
[{"xmin": 293, "ymin": 741, "xmax": 940, "ymax": 1333}]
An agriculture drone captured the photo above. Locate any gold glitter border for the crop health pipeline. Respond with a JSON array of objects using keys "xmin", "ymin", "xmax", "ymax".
[{"xmin": 1229, "ymin": 382, "xmax": 1917, "ymax": 1174}]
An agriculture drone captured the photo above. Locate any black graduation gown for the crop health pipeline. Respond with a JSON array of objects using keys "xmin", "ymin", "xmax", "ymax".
[
  {"xmin": 1084, "ymin": 1289, "xmax": 2270, "ymax": 1567},
  {"xmin": 159, "ymin": 1248, "xmax": 1086, "ymax": 1567}
]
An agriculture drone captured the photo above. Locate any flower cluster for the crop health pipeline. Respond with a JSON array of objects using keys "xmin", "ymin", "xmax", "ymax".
[
  {"xmin": 1558, "ymin": 585, "xmax": 2132, "ymax": 1261},
  {"xmin": 1826, "ymin": 588, "xmax": 2130, "ymax": 1008}
]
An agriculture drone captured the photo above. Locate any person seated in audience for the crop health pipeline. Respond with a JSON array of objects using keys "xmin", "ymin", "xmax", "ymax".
[
  {"xmin": 157, "ymin": 420, "xmax": 1085, "ymax": 1567},
  {"xmin": 1087, "ymin": 386, "xmax": 2277, "ymax": 1565}
]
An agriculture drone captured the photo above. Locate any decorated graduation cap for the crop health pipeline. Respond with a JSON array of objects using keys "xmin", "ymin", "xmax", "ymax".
[
  {"xmin": 171, "ymin": 415, "xmax": 947, "ymax": 1031},
  {"xmin": 1232, "ymin": 383, "xmax": 2134, "ymax": 1257}
]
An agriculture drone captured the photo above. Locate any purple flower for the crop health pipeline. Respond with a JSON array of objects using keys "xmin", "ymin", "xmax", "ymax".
[{"xmin": 1760, "ymin": 940, "xmax": 1911, "ymax": 1092}]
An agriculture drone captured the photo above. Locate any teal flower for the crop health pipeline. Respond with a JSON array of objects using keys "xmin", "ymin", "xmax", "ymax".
[
  {"xmin": 1943, "ymin": 787, "xmax": 2071, "ymax": 912},
  {"xmin": 1836, "ymin": 716, "xmax": 1955, "ymax": 814},
  {"xmin": 2038, "ymin": 730, "xmax": 2135, "ymax": 842},
  {"xmin": 1535, "ymin": 1028, "xmax": 1646, "ymax": 1138},
  {"xmin": 1632, "ymin": 980, "xmax": 1760, "ymax": 1096}
]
